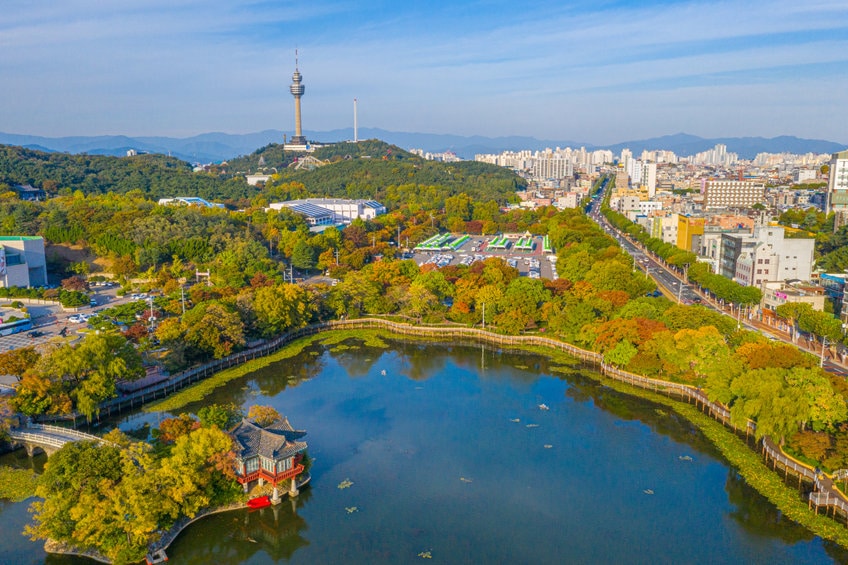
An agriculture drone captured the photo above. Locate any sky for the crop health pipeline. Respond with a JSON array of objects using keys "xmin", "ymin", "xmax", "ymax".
[{"xmin": 1, "ymin": 0, "xmax": 847, "ymax": 145}]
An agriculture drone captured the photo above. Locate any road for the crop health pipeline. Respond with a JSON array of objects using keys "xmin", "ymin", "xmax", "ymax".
[
  {"xmin": 0, "ymin": 285, "xmax": 141, "ymax": 352},
  {"xmin": 587, "ymin": 176, "xmax": 848, "ymax": 377}
]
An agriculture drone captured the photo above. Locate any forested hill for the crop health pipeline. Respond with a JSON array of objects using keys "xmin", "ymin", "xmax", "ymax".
[
  {"xmin": 0, "ymin": 145, "xmax": 255, "ymax": 201},
  {"xmin": 0, "ymin": 140, "xmax": 524, "ymax": 207},
  {"xmin": 233, "ymin": 139, "xmax": 526, "ymax": 206}
]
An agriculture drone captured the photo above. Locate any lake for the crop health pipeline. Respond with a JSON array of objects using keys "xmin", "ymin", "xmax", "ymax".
[{"xmin": 2, "ymin": 337, "xmax": 846, "ymax": 564}]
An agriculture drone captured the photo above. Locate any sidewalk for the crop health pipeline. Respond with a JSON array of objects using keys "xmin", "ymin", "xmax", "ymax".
[{"xmin": 624, "ymin": 233, "xmax": 848, "ymax": 374}]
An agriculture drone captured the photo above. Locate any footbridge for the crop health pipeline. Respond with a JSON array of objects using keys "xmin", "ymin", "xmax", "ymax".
[{"xmin": 7, "ymin": 423, "xmax": 107, "ymax": 456}]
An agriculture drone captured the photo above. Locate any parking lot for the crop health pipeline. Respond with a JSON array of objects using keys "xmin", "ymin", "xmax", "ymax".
[
  {"xmin": 411, "ymin": 234, "xmax": 558, "ymax": 280},
  {"xmin": 0, "ymin": 284, "xmax": 135, "ymax": 352}
]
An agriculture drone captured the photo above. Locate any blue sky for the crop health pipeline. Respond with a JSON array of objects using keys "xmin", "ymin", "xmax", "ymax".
[{"xmin": 1, "ymin": 0, "xmax": 846, "ymax": 144}]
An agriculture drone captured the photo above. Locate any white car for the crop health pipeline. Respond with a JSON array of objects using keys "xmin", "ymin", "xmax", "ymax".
[{"xmin": 68, "ymin": 314, "xmax": 84, "ymax": 324}]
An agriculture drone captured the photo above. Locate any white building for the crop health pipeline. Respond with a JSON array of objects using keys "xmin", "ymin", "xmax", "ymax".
[
  {"xmin": 246, "ymin": 174, "xmax": 272, "ymax": 186},
  {"xmin": 268, "ymin": 198, "xmax": 386, "ymax": 225},
  {"xmin": 638, "ymin": 201, "xmax": 662, "ymax": 216},
  {"xmin": 826, "ymin": 150, "xmax": 848, "ymax": 227},
  {"xmin": 720, "ymin": 226, "xmax": 814, "ymax": 286},
  {"xmin": 640, "ymin": 162, "xmax": 657, "ymax": 198},
  {"xmin": 793, "ymin": 169, "xmax": 817, "ymax": 183},
  {"xmin": 0, "ymin": 236, "xmax": 47, "ymax": 288}
]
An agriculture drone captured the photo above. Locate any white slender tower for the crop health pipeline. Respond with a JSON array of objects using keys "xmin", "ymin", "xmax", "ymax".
[
  {"xmin": 353, "ymin": 98, "xmax": 358, "ymax": 142},
  {"xmin": 289, "ymin": 50, "xmax": 306, "ymax": 145}
]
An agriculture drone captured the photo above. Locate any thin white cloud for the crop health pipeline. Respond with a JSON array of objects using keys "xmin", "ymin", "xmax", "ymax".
[{"xmin": 0, "ymin": 0, "xmax": 845, "ymax": 142}]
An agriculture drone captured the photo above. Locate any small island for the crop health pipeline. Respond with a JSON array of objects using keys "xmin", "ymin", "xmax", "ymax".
[{"xmin": 23, "ymin": 404, "xmax": 310, "ymax": 565}]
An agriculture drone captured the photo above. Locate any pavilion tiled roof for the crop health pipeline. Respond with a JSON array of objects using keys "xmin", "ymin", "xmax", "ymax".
[{"xmin": 230, "ymin": 417, "xmax": 307, "ymax": 461}]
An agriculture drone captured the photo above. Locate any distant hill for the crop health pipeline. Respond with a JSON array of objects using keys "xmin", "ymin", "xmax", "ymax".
[{"xmin": 0, "ymin": 130, "xmax": 844, "ymax": 163}]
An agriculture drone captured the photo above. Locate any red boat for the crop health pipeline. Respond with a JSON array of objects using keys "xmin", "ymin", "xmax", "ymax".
[{"xmin": 247, "ymin": 495, "xmax": 271, "ymax": 510}]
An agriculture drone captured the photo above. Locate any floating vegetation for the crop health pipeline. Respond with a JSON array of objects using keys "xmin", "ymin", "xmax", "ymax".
[
  {"xmin": 418, "ymin": 551, "xmax": 433, "ymax": 559},
  {"xmin": 460, "ymin": 477, "xmax": 473, "ymax": 483},
  {"xmin": 146, "ymin": 333, "xmax": 318, "ymax": 412},
  {"xmin": 525, "ymin": 424, "xmax": 539, "ymax": 428},
  {"xmin": 510, "ymin": 418, "xmax": 521, "ymax": 423},
  {"xmin": 538, "ymin": 403, "xmax": 549, "ymax": 411},
  {"xmin": 337, "ymin": 479, "xmax": 354, "ymax": 489},
  {"xmin": 248, "ymin": 390, "xmax": 260, "ymax": 396},
  {"xmin": 543, "ymin": 444, "xmax": 553, "ymax": 449},
  {"xmin": 0, "ymin": 467, "xmax": 38, "ymax": 502},
  {"xmin": 678, "ymin": 455, "xmax": 694, "ymax": 462},
  {"xmin": 346, "ymin": 506, "xmax": 358, "ymax": 514},
  {"xmin": 514, "ymin": 364, "xmax": 528, "ymax": 370},
  {"xmin": 331, "ymin": 344, "xmax": 354, "ymax": 352},
  {"xmin": 655, "ymin": 409, "xmax": 668, "ymax": 417},
  {"xmin": 643, "ymin": 489, "xmax": 654, "ymax": 495}
]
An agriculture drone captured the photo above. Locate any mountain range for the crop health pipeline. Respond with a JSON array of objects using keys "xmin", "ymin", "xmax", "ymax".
[{"xmin": 0, "ymin": 129, "xmax": 844, "ymax": 163}]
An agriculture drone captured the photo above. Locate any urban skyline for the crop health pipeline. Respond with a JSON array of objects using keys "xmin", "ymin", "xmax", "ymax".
[{"xmin": 1, "ymin": 1, "xmax": 847, "ymax": 144}]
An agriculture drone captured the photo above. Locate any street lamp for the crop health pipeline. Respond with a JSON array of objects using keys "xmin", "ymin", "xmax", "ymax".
[{"xmin": 821, "ymin": 336, "xmax": 829, "ymax": 368}]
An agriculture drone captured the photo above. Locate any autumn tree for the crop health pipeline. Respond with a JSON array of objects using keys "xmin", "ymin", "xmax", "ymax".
[
  {"xmin": 154, "ymin": 413, "xmax": 200, "ymax": 444},
  {"xmin": 253, "ymin": 283, "xmax": 311, "ymax": 337},
  {"xmin": 248, "ymin": 405, "xmax": 281, "ymax": 427},
  {"xmin": 0, "ymin": 346, "xmax": 40, "ymax": 381}
]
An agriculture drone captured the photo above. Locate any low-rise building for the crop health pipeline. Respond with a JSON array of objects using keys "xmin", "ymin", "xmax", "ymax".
[
  {"xmin": 761, "ymin": 280, "xmax": 826, "ymax": 313},
  {"xmin": 719, "ymin": 226, "xmax": 814, "ymax": 286},
  {"xmin": 12, "ymin": 184, "xmax": 47, "ymax": 201},
  {"xmin": 230, "ymin": 415, "xmax": 308, "ymax": 493},
  {"xmin": 268, "ymin": 198, "xmax": 386, "ymax": 225},
  {"xmin": 0, "ymin": 236, "xmax": 47, "ymax": 288}
]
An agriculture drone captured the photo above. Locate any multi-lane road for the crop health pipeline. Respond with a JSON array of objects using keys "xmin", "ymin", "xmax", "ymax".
[{"xmin": 586, "ymin": 178, "xmax": 848, "ymax": 377}]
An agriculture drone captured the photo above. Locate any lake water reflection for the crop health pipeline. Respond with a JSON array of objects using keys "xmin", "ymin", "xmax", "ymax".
[{"xmin": 3, "ymin": 338, "xmax": 848, "ymax": 564}]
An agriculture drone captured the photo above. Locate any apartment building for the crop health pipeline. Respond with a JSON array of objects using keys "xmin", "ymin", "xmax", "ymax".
[{"xmin": 703, "ymin": 180, "xmax": 766, "ymax": 209}]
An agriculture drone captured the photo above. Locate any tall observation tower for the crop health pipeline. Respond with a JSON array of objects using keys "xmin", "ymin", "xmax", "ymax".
[{"xmin": 289, "ymin": 51, "xmax": 307, "ymax": 146}]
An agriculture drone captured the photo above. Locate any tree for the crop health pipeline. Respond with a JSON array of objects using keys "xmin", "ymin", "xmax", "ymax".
[
  {"xmin": 253, "ymin": 283, "xmax": 311, "ymax": 337},
  {"xmin": 182, "ymin": 302, "xmax": 245, "ymax": 359},
  {"xmin": 248, "ymin": 405, "xmax": 281, "ymax": 427},
  {"xmin": 40, "ymin": 332, "xmax": 144, "ymax": 420},
  {"xmin": 0, "ymin": 346, "xmax": 40, "ymax": 381},
  {"xmin": 197, "ymin": 403, "xmax": 243, "ymax": 430},
  {"xmin": 155, "ymin": 413, "xmax": 200, "ymax": 444},
  {"xmin": 729, "ymin": 367, "xmax": 810, "ymax": 444},
  {"xmin": 290, "ymin": 239, "xmax": 316, "ymax": 270},
  {"xmin": 605, "ymin": 340, "xmax": 638, "ymax": 367}
]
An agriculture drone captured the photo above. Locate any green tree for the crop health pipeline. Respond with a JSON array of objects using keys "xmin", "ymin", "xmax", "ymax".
[
  {"xmin": 182, "ymin": 302, "xmax": 246, "ymax": 359},
  {"xmin": 39, "ymin": 332, "xmax": 143, "ymax": 420},
  {"xmin": 197, "ymin": 403, "xmax": 243, "ymax": 430},
  {"xmin": 729, "ymin": 367, "xmax": 810, "ymax": 444},
  {"xmin": 290, "ymin": 239, "xmax": 316, "ymax": 270},
  {"xmin": 253, "ymin": 283, "xmax": 311, "ymax": 337}
]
